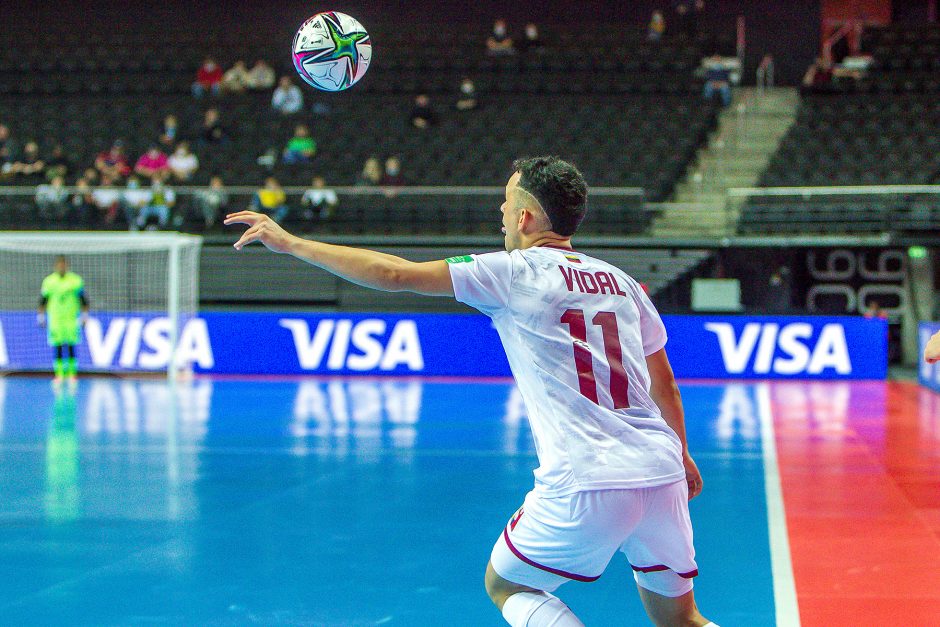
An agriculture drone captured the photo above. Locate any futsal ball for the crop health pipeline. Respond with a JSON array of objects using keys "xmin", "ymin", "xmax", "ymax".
[{"xmin": 292, "ymin": 11, "xmax": 372, "ymax": 92}]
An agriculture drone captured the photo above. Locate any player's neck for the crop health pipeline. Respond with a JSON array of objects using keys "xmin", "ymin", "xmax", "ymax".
[{"xmin": 523, "ymin": 233, "xmax": 573, "ymax": 251}]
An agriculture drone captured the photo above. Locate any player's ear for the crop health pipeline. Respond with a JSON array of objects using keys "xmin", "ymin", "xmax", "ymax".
[{"xmin": 518, "ymin": 207, "xmax": 533, "ymax": 231}]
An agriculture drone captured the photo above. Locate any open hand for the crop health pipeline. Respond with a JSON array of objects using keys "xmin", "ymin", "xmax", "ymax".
[
  {"xmin": 224, "ymin": 211, "xmax": 296, "ymax": 253},
  {"xmin": 926, "ymin": 330, "xmax": 940, "ymax": 364}
]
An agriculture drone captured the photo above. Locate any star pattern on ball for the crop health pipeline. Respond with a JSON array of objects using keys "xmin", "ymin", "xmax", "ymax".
[{"xmin": 298, "ymin": 13, "xmax": 370, "ymax": 87}]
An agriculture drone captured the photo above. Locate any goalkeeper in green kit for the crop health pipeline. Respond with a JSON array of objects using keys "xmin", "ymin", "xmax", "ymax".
[{"xmin": 38, "ymin": 256, "xmax": 89, "ymax": 383}]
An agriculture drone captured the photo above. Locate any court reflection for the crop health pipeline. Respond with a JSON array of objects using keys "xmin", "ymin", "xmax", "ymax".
[
  {"xmin": 290, "ymin": 378, "xmax": 422, "ymax": 456},
  {"xmin": 84, "ymin": 378, "xmax": 211, "ymax": 440},
  {"xmin": 770, "ymin": 381, "xmax": 859, "ymax": 436},
  {"xmin": 45, "ymin": 386, "xmax": 80, "ymax": 522},
  {"xmin": 714, "ymin": 384, "xmax": 760, "ymax": 447}
]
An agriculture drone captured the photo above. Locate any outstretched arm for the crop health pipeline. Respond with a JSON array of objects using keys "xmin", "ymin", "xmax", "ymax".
[
  {"xmin": 224, "ymin": 211, "xmax": 454, "ymax": 296},
  {"xmin": 646, "ymin": 347, "xmax": 703, "ymax": 499}
]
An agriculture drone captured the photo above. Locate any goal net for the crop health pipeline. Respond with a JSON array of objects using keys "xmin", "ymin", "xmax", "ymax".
[{"xmin": 0, "ymin": 232, "xmax": 202, "ymax": 378}]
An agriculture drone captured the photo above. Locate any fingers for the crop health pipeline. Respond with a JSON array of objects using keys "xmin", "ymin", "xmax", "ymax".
[
  {"xmin": 223, "ymin": 211, "xmax": 264, "ymax": 226},
  {"xmin": 687, "ymin": 476, "xmax": 703, "ymax": 500},
  {"xmin": 233, "ymin": 223, "xmax": 265, "ymax": 250}
]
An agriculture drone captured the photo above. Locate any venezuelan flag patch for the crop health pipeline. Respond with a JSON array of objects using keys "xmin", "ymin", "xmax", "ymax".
[{"xmin": 564, "ymin": 253, "xmax": 581, "ymax": 263}]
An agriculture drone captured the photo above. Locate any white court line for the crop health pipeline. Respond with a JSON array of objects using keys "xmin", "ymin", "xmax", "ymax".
[{"xmin": 756, "ymin": 383, "xmax": 801, "ymax": 627}]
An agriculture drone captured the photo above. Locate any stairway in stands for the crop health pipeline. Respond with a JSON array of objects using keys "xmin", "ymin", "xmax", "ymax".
[{"xmin": 651, "ymin": 87, "xmax": 799, "ymax": 237}]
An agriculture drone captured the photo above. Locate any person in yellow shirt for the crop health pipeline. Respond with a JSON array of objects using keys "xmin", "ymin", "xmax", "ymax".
[{"xmin": 250, "ymin": 176, "xmax": 288, "ymax": 222}]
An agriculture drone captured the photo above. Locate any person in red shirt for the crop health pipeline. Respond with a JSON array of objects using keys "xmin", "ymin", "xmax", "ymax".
[
  {"xmin": 193, "ymin": 58, "xmax": 223, "ymax": 98},
  {"xmin": 94, "ymin": 140, "xmax": 131, "ymax": 181}
]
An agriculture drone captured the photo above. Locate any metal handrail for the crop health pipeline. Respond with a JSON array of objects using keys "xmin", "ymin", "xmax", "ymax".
[
  {"xmin": 0, "ymin": 184, "xmax": 646, "ymax": 197},
  {"xmin": 728, "ymin": 185, "xmax": 940, "ymax": 197}
]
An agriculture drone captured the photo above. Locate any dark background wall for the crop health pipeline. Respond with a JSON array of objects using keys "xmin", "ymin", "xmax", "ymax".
[{"xmin": 6, "ymin": 1, "xmax": 822, "ymax": 85}]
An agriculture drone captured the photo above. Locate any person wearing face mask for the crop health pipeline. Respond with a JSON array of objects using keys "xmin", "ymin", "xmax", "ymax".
[
  {"xmin": 519, "ymin": 23, "xmax": 544, "ymax": 54},
  {"xmin": 456, "ymin": 78, "xmax": 479, "ymax": 111},
  {"xmin": 486, "ymin": 19, "xmax": 515, "ymax": 56},
  {"xmin": 381, "ymin": 157, "xmax": 404, "ymax": 187}
]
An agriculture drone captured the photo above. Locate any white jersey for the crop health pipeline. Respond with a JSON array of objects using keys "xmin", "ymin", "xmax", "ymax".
[{"xmin": 448, "ymin": 246, "xmax": 684, "ymax": 497}]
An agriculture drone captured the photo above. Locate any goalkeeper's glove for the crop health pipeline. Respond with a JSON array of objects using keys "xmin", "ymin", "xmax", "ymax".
[{"xmin": 37, "ymin": 313, "xmax": 46, "ymax": 327}]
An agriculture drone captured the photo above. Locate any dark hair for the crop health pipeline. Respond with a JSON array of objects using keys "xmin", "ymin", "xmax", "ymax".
[{"xmin": 512, "ymin": 156, "xmax": 588, "ymax": 236}]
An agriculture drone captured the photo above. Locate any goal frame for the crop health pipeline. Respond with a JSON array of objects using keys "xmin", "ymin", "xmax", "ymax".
[{"xmin": 0, "ymin": 231, "xmax": 203, "ymax": 380}]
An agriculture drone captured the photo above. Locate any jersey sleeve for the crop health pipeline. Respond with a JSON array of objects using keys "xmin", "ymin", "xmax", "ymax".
[
  {"xmin": 447, "ymin": 251, "xmax": 513, "ymax": 314},
  {"xmin": 636, "ymin": 284, "xmax": 668, "ymax": 356},
  {"xmin": 40, "ymin": 275, "xmax": 52, "ymax": 298}
]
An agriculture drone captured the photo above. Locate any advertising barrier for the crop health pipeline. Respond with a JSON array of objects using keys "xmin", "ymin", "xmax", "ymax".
[
  {"xmin": 0, "ymin": 311, "xmax": 888, "ymax": 380},
  {"xmin": 919, "ymin": 322, "xmax": 940, "ymax": 393}
]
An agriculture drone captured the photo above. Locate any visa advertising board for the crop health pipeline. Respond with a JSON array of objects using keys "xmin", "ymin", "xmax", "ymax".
[{"xmin": 0, "ymin": 312, "xmax": 887, "ymax": 380}]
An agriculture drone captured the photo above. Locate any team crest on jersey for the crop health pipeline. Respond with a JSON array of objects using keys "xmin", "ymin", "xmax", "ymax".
[{"xmin": 509, "ymin": 507, "xmax": 524, "ymax": 530}]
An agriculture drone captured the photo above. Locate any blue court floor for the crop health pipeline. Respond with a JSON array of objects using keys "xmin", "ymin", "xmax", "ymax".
[{"xmin": 0, "ymin": 377, "xmax": 776, "ymax": 626}]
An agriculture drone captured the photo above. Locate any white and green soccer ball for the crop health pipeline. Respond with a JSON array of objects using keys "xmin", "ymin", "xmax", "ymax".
[{"xmin": 292, "ymin": 11, "xmax": 372, "ymax": 92}]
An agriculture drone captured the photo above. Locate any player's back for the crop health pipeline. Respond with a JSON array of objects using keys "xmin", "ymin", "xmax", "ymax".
[{"xmin": 448, "ymin": 246, "xmax": 685, "ymax": 497}]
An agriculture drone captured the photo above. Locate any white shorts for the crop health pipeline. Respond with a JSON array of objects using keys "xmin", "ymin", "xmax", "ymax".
[{"xmin": 490, "ymin": 481, "xmax": 698, "ymax": 598}]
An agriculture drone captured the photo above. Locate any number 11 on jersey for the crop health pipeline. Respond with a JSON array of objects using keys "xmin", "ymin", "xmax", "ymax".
[{"xmin": 560, "ymin": 309, "xmax": 630, "ymax": 409}]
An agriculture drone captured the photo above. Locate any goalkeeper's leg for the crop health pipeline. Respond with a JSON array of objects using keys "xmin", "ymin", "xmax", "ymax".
[
  {"xmin": 53, "ymin": 345, "xmax": 66, "ymax": 381},
  {"xmin": 65, "ymin": 344, "xmax": 78, "ymax": 380}
]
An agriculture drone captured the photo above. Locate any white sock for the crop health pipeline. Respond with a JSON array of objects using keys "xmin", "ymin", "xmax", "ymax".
[
  {"xmin": 501, "ymin": 591, "xmax": 584, "ymax": 627},
  {"xmin": 704, "ymin": 623, "xmax": 720, "ymax": 626}
]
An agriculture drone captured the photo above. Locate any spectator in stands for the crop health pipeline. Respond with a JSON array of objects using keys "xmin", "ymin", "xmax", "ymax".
[
  {"xmin": 381, "ymin": 156, "xmax": 404, "ymax": 187},
  {"xmin": 251, "ymin": 177, "xmax": 289, "ymax": 222},
  {"xmin": 486, "ymin": 19, "xmax": 515, "ymax": 55},
  {"xmin": 272, "ymin": 76, "xmax": 304, "ymax": 115},
  {"xmin": 193, "ymin": 176, "xmax": 229, "ymax": 228},
  {"xmin": 358, "ymin": 156, "xmax": 382, "ymax": 186},
  {"xmin": 648, "ymin": 11, "xmax": 666, "ymax": 41},
  {"xmin": 158, "ymin": 114, "xmax": 179, "ymax": 148},
  {"xmin": 456, "ymin": 78, "xmax": 478, "ymax": 111},
  {"xmin": 302, "ymin": 176, "xmax": 339, "ymax": 220},
  {"xmin": 247, "ymin": 60, "xmax": 276, "ymax": 91},
  {"xmin": 70, "ymin": 177, "xmax": 95, "ymax": 225},
  {"xmin": 864, "ymin": 300, "xmax": 889, "ymax": 320},
  {"xmin": 91, "ymin": 174, "xmax": 122, "ymax": 224},
  {"xmin": 168, "ymin": 142, "xmax": 199, "ymax": 182},
  {"xmin": 8, "ymin": 141, "xmax": 46, "ymax": 182},
  {"xmin": 519, "ymin": 23, "xmax": 544, "ymax": 53},
  {"xmin": 134, "ymin": 145, "xmax": 170, "ymax": 182},
  {"xmin": 702, "ymin": 54, "xmax": 731, "ymax": 106},
  {"xmin": 95, "ymin": 141, "xmax": 131, "ymax": 181},
  {"xmin": 198, "ymin": 108, "xmax": 229, "ymax": 147},
  {"xmin": 222, "ymin": 60, "xmax": 250, "ymax": 94},
  {"xmin": 0, "ymin": 124, "xmax": 16, "ymax": 173},
  {"xmin": 192, "ymin": 57, "xmax": 223, "ymax": 98},
  {"xmin": 283, "ymin": 124, "xmax": 317, "ymax": 164},
  {"xmin": 673, "ymin": 0, "xmax": 705, "ymax": 39},
  {"xmin": 138, "ymin": 178, "xmax": 175, "ymax": 230},
  {"xmin": 410, "ymin": 94, "xmax": 436, "ymax": 129},
  {"xmin": 802, "ymin": 56, "xmax": 835, "ymax": 94},
  {"xmin": 35, "ymin": 175, "xmax": 69, "ymax": 222},
  {"xmin": 44, "ymin": 144, "xmax": 71, "ymax": 182},
  {"xmin": 122, "ymin": 175, "xmax": 152, "ymax": 229},
  {"xmin": 82, "ymin": 167, "xmax": 99, "ymax": 186},
  {"xmin": 756, "ymin": 54, "xmax": 775, "ymax": 92}
]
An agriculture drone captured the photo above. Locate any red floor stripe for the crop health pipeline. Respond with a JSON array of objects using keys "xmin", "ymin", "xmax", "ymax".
[{"xmin": 773, "ymin": 381, "xmax": 940, "ymax": 625}]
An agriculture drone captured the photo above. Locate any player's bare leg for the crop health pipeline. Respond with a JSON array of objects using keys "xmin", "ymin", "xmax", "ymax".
[
  {"xmin": 637, "ymin": 585, "xmax": 715, "ymax": 627},
  {"xmin": 485, "ymin": 561, "xmax": 585, "ymax": 626}
]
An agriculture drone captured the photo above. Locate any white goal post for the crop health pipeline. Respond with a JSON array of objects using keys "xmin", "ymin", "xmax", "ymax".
[{"xmin": 0, "ymin": 232, "xmax": 202, "ymax": 379}]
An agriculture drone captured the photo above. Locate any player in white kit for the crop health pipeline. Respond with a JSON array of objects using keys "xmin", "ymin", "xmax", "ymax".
[{"xmin": 226, "ymin": 156, "xmax": 717, "ymax": 626}]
